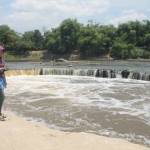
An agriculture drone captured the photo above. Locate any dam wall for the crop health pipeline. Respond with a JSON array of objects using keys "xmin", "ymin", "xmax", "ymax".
[{"xmin": 5, "ymin": 68, "xmax": 150, "ymax": 81}]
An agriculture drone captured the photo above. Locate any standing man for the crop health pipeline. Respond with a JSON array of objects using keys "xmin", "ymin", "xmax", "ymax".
[{"xmin": 0, "ymin": 44, "xmax": 7, "ymax": 121}]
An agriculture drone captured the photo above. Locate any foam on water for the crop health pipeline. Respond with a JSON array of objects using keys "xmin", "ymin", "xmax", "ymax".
[{"xmin": 5, "ymin": 75, "xmax": 150, "ymax": 146}]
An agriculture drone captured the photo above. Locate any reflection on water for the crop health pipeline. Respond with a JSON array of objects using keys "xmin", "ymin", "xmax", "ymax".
[{"xmin": 5, "ymin": 75, "xmax": 150, "ymax": 146}]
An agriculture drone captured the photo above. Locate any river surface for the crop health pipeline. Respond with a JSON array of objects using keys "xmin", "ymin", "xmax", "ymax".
[
  {"xmin": 6, "ymin": 60, "xmax": 150, "ymax": 73},
  {"xmin": 5, "ymin": 75, "xmax": 150, "ymax": 147}
]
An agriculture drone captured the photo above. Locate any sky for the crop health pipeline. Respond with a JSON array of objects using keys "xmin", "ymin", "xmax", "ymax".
[{"xmin": 0, "ymin": 0, "xmax": 150, "ymax": 33}]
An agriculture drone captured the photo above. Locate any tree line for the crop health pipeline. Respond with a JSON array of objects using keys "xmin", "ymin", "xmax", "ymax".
[{"xmin": 0, "ymin": 19, "xmax": 150, "ymax": 59}]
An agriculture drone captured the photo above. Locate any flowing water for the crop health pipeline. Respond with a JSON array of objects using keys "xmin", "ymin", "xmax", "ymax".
[{"xmin": 5, "ymin": 75, "xmax": 150, "ymax": 146}]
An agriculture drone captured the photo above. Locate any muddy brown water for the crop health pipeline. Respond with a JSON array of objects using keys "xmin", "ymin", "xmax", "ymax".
[{"xmin": 4, "ymin": 75, "xmax": 150, "ymax": 147}]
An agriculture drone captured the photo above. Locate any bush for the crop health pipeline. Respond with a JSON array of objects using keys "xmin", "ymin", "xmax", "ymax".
[
  {"xmin": 130, "ymin": 48, "xmax": 144, "ymax": 59},
  {"xmin": 142, "ymin": 50, "xmax": 150, "ymax": 59},
  {"xmin": 12, "ymin": 40, "xmax": 34, "ymax": 56}
]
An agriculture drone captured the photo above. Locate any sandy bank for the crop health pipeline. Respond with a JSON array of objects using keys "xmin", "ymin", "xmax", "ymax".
[{"xmin": 0, "ymin": 113, "xmax": 149, "ymax": 150}]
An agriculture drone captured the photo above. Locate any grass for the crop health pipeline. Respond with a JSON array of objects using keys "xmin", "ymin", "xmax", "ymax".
[{"xmin": 5, "ymin": 52, "xmax": 42, "ymax": 62}]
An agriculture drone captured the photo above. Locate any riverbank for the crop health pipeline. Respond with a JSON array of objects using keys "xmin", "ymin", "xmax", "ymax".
[
  {"xmin": 0, "ymin": 112, "xmax": 149, "ymax": 150},
  {"xmin": 5, "ymin": 52, "xmax": 150, "ymax": 62}
]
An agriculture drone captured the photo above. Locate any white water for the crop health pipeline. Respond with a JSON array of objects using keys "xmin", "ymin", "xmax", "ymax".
[{"xmin": 5, "ymin": 75, "xmax": 150, "ymax": 146}]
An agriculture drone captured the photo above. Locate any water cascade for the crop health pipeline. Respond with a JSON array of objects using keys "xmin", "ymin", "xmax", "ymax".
[
  {"xmin": 5, "ymin": 69, "xmax": 41, "ymax": 77},
  {"xmin": 5, "ymin": 68, "xmax": 150, "ymax": 81}
]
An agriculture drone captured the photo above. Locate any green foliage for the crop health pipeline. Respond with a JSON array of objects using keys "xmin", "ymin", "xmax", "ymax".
[
  {"xmin": 0, "ymin": 19, "xmax": 150, "ymax": 59},
  {"xmin": 79, "ymin": 26, "xmax": 100, "ymax": 57},
  {"xmin": 22, "ymin": 30, "xmax": 44, "ymax": 50},
  {"xmin": 111, "ymin": 41, "xmax": 129, "ymax": 59},
  {"xmin": 130, "ymin": 47, "xmax": 144, "ymax": 59},
  {"xmin": 44, "ymin": 29, "xmax": 62, "ymax": 54},
  {"xmin": 59, "ymin": 19, "xmax": 81, "ymax": 54},
  {"xmin": 144, "ymin": 33, "xmax": 150, "ymax": 51},
  {"xmin": 142, "ymin": 50, "xmax": 150, "ymax": 59},
  {"xmin": 12, "ymin": 40, "xmax": 33, "ymax": 56},
  {"xmin": 45, "ymin": 19, "xmax": 81, "ymax": 55},
  {"xmin": 0, "ymin": 25, "xmax": 19, "ymax": 49},
  {"xmin": 111, "ymin": 41, "xmax": 146, "ymax": 59}
]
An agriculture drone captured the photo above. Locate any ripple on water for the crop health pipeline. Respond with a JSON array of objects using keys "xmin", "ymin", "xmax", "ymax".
[{"xmin": 5, "ymin": 75, "xmax": 150, "ymax": 147}]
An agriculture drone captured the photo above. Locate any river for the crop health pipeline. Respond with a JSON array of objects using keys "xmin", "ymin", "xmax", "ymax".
[{"xmin": 4, "ymin": 60, "xmax": 150, "ymax": 147}]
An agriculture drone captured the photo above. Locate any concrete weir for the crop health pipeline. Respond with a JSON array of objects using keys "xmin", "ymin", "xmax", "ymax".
[{"xmin": 5, "ymin": 68, "xmax": 150, "ymax": 81}]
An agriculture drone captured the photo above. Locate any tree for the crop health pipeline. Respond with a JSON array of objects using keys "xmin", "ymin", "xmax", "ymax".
[
  {"xmin": 22, "ymin": 31, "xmax": 35, "ymax": 49},
  {"xmin": 44, "ymin": 29, "xmax": 62, "ymax": 54},
  {"xmin": 59, "ymin": 19, "xmax": 81, "ymax": 54},
  {"xmin": 0, "ymin": 25, "xmax": 19, "ymax": 50},
  {"xmin": 45, "ymin": 19, "xmax": 81, "ymax": 55},
  {"xmin": 144, "ymin": 34, "xmax": 150, "ymax": 51},
  {"xmin": 79, "ymin": 25, "xmax": 100, "ymax": 57},
  {"xmin": 22, "ymin": 30, "xmax": 44, "ymax": 50},
  {"xmin": 12, "ymin": 40, "xmax": 33, "ymax": 56},
  {"xmin": 32, "ymin": 30, "xmax": 44, "ymax": 50},
  {"xmin": 1, "ymin": 19, "xmax": 150, "ymax": 59}
]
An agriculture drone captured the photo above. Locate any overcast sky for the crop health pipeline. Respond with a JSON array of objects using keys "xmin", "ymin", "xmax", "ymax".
[{"xmin": 0, "ymin": 0, "xmax": 150, "ymax": 32}]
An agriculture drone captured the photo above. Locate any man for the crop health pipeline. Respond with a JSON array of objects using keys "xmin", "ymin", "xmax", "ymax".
[{"xmin": 0, "ymin": 44, "xmax": 7, "ymax": 121}]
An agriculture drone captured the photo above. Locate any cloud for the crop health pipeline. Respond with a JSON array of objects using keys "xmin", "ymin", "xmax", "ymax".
[
  {"xmin": 1, "ymin": 0, "xmax": 149, "ymax": 32},
  {"xmin": 12, "ymin": 0, "xmax": 109, "ymax": 16},
  {"xmin": 109, "ymin": 10, "xmax": 149, "ymax": 26},
  {"xmin": 2, "ymin": 0, "xmax": 109, "ymax": 32}
]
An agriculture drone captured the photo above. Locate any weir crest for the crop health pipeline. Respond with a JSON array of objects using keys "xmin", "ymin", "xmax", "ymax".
[{"xmin": 5, "ymin": 68, "xmax": 150, "ymax": 81}]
